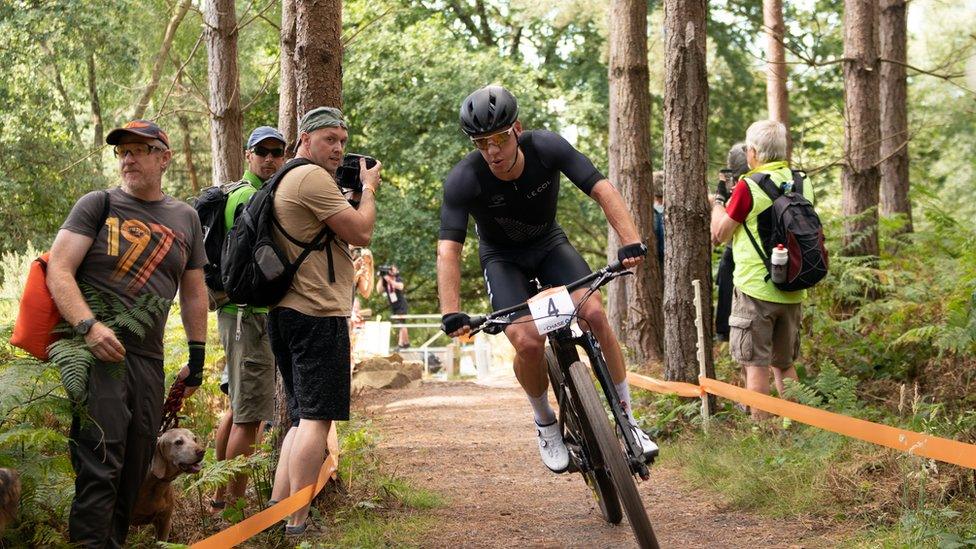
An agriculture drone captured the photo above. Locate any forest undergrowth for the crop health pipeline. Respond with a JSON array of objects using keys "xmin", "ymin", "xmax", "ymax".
[{"xmin": 637, "ymin": 196, "xmax": 976, "ymax": 547}]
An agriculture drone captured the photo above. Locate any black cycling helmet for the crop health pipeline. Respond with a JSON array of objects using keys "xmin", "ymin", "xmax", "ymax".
[{"xmin": 459, "ymin": 85, "xmax": 519, "ymax": 136}]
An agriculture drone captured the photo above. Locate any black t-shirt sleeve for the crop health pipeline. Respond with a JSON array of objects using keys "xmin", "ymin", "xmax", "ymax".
[
  {"xmin": 439, "ymin": 163, "xmax": 477, "ymax": 243},
  {"xmin": 533, "ymin": 130, "xmax": 605, "ymax": 195},
  {"xmin": 61, "ymin": 190, "xmax": 108, "ymax": 238}
]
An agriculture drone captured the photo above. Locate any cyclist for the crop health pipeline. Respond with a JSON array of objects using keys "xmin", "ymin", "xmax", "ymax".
[{"xmin": 437, "ymin": 85, "xmax": 659, "ymax": 473}]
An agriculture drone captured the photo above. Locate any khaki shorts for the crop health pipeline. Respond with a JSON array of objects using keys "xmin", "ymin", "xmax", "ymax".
[
  {"xmin": 728, "ymin": 288, "xmax": 801, "ymax": 369},
  {"xmin": 218, "ymin": 310, "xmax": 275, "ymax": 423}
]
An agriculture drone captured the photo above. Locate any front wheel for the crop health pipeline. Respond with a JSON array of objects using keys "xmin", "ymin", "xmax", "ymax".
[
  {"xmin": 546, "ymin": 350, "xmax": 621, "ymax": 524},
  {"xmin": 568, "ymin": 361, "xmax": 659, "ymax": 549}
]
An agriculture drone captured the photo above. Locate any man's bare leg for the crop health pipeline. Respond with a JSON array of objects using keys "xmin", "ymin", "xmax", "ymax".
[
  {"xmin": 771, "ymin": 366, "xmax": 798, "ymax": 397},
  {"xmin": 211, "ymin": 411, "xmax": 233, "ymax": 510},
  {"xmin": 271, "ymin": 427, "xmax": 297, "ymax": 503},
  {"xmin": 286, "ymin": 419, "xmax": 332, "ymax": 527},
  {"xmin": 225, "ymin": 421, "xmax": 261, "ymax": 504},
  {"xmin": 745, "ymin": 365, "xmax": 772, "ymax": 420}
]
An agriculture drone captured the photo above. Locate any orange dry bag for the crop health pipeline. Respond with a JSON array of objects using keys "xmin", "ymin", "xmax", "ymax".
[
  {"xmin": 10, "ymin": 253, "xmax": 62, "ymax": 360},
  {"xmin": 9, "ymin": 191, "xmax": 110, "ymax": 361}
]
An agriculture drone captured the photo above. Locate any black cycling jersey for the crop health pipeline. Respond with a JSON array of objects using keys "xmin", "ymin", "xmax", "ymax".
[{"xmin": 439, "ymin": 130, "xmax": 605, "ymax": 247}]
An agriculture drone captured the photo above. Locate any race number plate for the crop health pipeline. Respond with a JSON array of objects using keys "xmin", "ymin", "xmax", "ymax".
[{"xmin": 527, "ymin": 285, "xmax": 575, "ymax": 335}]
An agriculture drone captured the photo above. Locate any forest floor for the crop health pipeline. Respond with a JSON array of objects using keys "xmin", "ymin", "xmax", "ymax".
[{"xmin": 356, "ymin": 376, "xmax": 850, "ymax": 548}]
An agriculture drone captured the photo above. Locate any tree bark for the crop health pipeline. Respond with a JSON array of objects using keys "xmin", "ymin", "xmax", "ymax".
[
  {"xmin": 879, "ymin": 0, "xmax": 912, "ymax": 233},
  {"xmin": 177, "ymin": 113, "xmax": 201, "ymax": 193},
  {"xmin": 606, "ymin": 0, "xmax": 664, "ymax": 368},
  {"xmin": 662, "ymin": 0, "xmax": 714, "ymax": 383},
  {"xmin": 278, "ymin": 0, "xmax": 298, "ymax": 149},
  {"xmin": 763, "ymin": 0, "xmax": 792, "ymax": 159},
  {"xmin": 87, "ymin": 52, "xmax": 103, "ymax": 151},
  {"xmin": 205, "ymin": 0, "xmax": 244, "ymax": 186},
  {"xmin": 295, "ymin": 0, "xmax": 343, "ymax": 116},
  {"xmin": 842, "ymin": 0, "xmax": 882, "ymax": 257},
  {"xmin": 133, "ymin": 0, "xmax": 193, "ymax": 119}
]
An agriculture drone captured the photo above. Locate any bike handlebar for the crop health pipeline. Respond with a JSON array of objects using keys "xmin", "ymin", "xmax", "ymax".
[{"xmin": 465, "ymin": 256, "xmax": 634, "ymax": 335}]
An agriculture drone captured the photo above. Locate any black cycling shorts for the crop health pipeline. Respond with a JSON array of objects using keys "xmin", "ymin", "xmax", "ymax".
[{"xmin": 479, "ymin": 227, "xmax": 591, "ymax": 318}]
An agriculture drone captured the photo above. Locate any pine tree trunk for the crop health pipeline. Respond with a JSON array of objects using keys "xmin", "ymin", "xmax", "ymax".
[
  {"xmin": 295, "ymin": 0, "xmax": 343, "ymax": 115},
  {"xmin": 662, "ymin": 0, "xmax": 714, "ymax": 383},
  {"xmin": 133, "ymin": 0, "xmax": 192, "ymax": 119},
  {"xmin": 842, "ymin": 0, "xmax": 882, "ymax": 257},
  {"xmin": 205, "ymin": 0, "xmax": 244, "ymax": 186},
  {"xmin": 879, "ymin": 0, "xmax": 912, "ymax": 233},
  {"xmin": 763, "ymin": 0, "xmax": 792, "ymax": 158},
  {"xmin": 606, "ymin": 0, "xmax": 663, "ymax": 368},
  {"xmin": 177, "ymin": 113, "xmax": 201, "ymax": 193},
  {"xmin": 87, "ymin": 52, "xmax": 103, "ymax": 151},
  {"xmin": 278, "ymin": 0, "xmax": 298, "ymax": 149}
]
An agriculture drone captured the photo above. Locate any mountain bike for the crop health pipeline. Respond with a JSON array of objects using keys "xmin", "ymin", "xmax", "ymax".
[{"xmin": 466, "ymin": 258, "xmax": 660, "ymax": 549}]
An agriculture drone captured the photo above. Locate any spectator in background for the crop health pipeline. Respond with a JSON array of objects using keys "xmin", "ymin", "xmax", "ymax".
[
  {"xmin": 714, "ymin": 143, "xmax": 749, "ymax": 342},
  {"xmin": 210, "ymin": 126, "xmax": 286, "ymax": 512},
  {"xmin": 652, "ymin": 171, "xmax": 665, "ymax": 265},
  {"xmin": 377, "ymin": 264, "xmax": 409, "ymax": 349},
  {"xmin": 710, "ymin": 121, "xmax": 805, "ymax": 420}
]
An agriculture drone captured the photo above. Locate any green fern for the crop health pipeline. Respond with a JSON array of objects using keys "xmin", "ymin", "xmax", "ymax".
[
  {"xmin": 47, "ymin": 283, "xmax": 172, "ymax": 405},
  {"xmin": 782, "ymin": 378, "xmax": 823, "ymax": 407}
]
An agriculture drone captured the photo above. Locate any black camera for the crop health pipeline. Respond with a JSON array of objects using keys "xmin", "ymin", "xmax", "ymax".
[
  {"xmin": 335, "ymin": 153, "xmax": 377, "ymax": 193},
  {"xmin": 377, "ymin": 265, "xmax": 393, "ymax": 276}
]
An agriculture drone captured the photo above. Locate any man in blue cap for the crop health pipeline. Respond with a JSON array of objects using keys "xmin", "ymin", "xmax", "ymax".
[{"xmin": 210, "ymin": 125, "xmax": 286, "ymax": 511}]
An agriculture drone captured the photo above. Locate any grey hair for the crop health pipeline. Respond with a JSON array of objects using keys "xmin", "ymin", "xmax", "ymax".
[
  {"xmin": 652, "ymin": 171, "xmax": 664, "ymax": 198},
  {"xmin": 726, "ymin": 142, "xmax": 749, "ymax": 179},
  {"xmin": 745, "ymin": 120, "xmax": 788, "ymax": 164}
]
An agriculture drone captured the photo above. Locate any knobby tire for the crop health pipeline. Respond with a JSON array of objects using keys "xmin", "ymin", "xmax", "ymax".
[
  {"xmin": 567, "ymin": 361, "xmax": 659, "ymax": 549},
  {"xmin": 545, "ymin": 350, "xmax": 621, "ymax": 524}
]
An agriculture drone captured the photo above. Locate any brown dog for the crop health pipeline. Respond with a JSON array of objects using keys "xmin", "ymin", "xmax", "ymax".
[
  {"xmin": 0, "ymin": 468, "xmax": 20, "ymax": 532},
  {"xmin": 130, "ymin": 428, "xmax": 205, "ymax": 542}
]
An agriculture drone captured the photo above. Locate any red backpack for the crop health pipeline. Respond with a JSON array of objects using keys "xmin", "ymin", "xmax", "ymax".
[{"xmin": 10, "ymin": 192, "xmax": 110, "ymax": 360}]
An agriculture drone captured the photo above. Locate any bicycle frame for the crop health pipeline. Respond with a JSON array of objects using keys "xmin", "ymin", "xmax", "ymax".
[{"xmin": 548, "ymin": 324, "xmax": 650, "ymax": 480}]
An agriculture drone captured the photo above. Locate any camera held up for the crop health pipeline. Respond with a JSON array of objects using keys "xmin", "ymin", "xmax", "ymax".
[{"xmin": 336, "ymin": 153, "xmax": 378, "ymax": 193}]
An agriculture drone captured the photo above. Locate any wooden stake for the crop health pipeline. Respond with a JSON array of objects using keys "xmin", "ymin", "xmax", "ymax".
[{"xmin": 693, "ymin": 279, "xmax": 710, "ymax": 433}]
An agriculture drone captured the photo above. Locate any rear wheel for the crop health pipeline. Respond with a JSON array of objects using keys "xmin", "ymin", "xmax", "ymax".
[
  {"xmin": 545, "ymin": 350, "xmax": 621, "ymax": 524},
  {"xmin": 568, "ymin": 361, "xmax": 659, "ymax": 549}
]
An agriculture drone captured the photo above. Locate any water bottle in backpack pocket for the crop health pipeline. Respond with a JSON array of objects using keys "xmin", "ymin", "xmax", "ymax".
[{"xmin": 743, "ymin": 171, "xmax": 829, "ymax": 292}]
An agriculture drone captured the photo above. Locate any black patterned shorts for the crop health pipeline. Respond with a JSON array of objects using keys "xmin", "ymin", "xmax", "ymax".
[{"xmin": 268, "ymin": 308, "xmax": 350, "ymax": 422}]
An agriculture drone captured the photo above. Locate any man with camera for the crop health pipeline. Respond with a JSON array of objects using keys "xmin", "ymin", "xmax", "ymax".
[
  {"xmin": 437, "ymin": 85, "xmax": 658, "ymax": 473},
  {"xmin": 377, "ymin": 264, "xmax": 410, "ymax": 349},
  {"xmin": 713, "ymin": 143, "xmax": 749, "ymax": 342},
  {"xmin": 210, "ymin": 126, "xmax": 286, "ymax": 513},
  {"xmin": 266, "ymin": 107, "xmax": 381, "ymax": 534}
]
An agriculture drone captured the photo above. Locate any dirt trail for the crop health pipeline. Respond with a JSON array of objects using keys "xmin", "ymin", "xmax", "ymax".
[{"xmin": 360, "ymin": 378, "xmax": 839, "ymax": 548}]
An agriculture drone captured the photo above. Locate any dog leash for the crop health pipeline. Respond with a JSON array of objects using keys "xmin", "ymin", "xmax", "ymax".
[{"xmin": 159, "ymin": 377, "xmax": 187, "ymax": 434}]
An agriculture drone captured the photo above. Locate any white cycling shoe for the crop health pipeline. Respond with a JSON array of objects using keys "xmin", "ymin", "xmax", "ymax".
[
  {"xmin": 536, "ymin": 421, "xmax": 570, "ymax": 473},
  {"xmin": 631, "ymin": 424, "xmax": 660, "ymax": 463}
]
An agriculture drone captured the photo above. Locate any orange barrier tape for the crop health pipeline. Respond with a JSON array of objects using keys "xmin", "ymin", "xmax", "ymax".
[
  {"xmin": 626, "ymin": 372, "xmax": 701, "ymax": 398},
  {"xmin": 627, "ymin": 372, "xmax": 976, "ymax": 470},
  {"xmin": 191, "ymin": 424, "xmax": 340, "ymax": 548}
]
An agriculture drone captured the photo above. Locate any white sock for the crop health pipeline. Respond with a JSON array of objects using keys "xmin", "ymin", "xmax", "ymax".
[
  {"xmin": 614, "ymin": 380, "xmax": 638, "ymax": 426},
  {"xmin": 527, "ymin": 391, "xmax": 557, "ymax": 426}
]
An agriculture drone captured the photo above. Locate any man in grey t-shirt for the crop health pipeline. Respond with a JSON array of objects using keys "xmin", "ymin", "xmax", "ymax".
[{"xmin": 47, "ymin": 119, "xmax": 208, "ymax": 548}]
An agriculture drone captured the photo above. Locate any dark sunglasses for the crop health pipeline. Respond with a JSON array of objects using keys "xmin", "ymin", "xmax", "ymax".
[{"xmin": 251, "ymin": 146, "xmax": 285, "ymax": 158}]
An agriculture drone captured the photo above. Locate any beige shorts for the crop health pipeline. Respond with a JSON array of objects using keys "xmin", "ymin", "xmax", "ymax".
[
  {"xmin": 728, "ymin": 288, "xmax": 801, "ymax": 369},
  {"xmin": 218, "ymin": 310, "xmax": 275, "ymax": 423}
]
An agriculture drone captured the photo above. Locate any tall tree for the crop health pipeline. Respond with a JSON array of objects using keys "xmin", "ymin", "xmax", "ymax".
[
  {"xmin": 842, "ymin": 0, "xmax": 881, "ymax": 257},
  {"xmin": 763, "ymin": 0, "xmax": 792, "ymax": 158},
  {"xmin": 295, "ymin": 0, "xmax": 343, "ymax": 115},
  {"xmin": 87, "ymin": 52, "xmax": 103, "ymax": 151},
  {"xmin": 606, "ymin": 0, "xmax": 664, "ymax": 367},
  {"xmin": 205, "ymin": 0, "xmax": 244, "ymax": 186},
  {"xmin": 879, "ymin": 0, "xmax": 912, "ymax": 233},
  {"xmin": 133, "ymin": 0, "xmax": 193, "ymax": 119},
  {"xmin": 662, "ymin": 0, "xmax": 714, "ymax": 383},
  {"xmin": 278, "ymin": 0, "xmax": 298, "ymax": 147}
]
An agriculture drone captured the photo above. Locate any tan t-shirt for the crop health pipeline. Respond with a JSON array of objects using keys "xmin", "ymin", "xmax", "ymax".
[{"xmin": 272, "ymin": 163, "xmax": 354, "ymax": 317}]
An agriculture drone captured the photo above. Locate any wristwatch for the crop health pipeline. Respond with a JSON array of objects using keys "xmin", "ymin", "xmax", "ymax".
[{"xmin": 74, "ymin": 318, "xmax": 97, "ymax": 336}]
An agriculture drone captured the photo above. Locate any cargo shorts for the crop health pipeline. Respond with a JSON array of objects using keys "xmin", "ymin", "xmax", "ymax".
[
  {"xmin": 728, "ymin": 287, "xmax": 802, "ymax": 369},
  {"xmin": 218, "ymin": 310, "xmax": 275, "ymax": 423}
]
